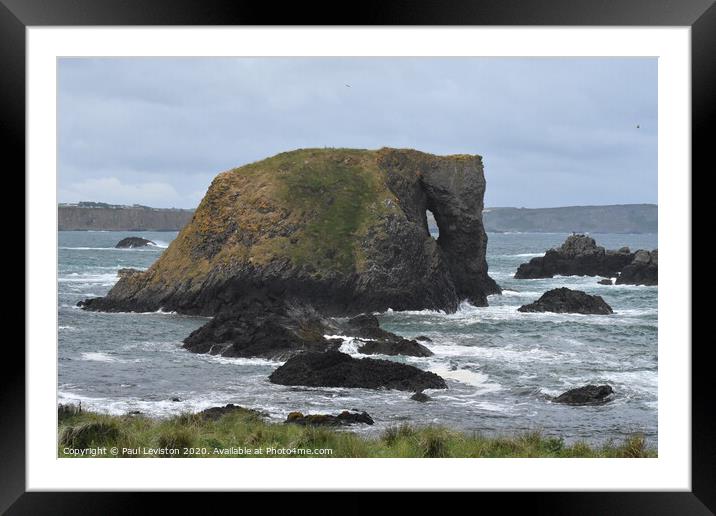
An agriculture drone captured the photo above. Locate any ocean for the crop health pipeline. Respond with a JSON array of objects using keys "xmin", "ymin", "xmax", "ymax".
[{"xmin": 58, "ymin": 230, "xmax": 658, "ymax": 445}]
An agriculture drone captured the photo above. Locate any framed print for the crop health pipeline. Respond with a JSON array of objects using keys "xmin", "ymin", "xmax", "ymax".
[{"xmin": 7, "ymin": 0, "xmax": 713, "ymax": 512}]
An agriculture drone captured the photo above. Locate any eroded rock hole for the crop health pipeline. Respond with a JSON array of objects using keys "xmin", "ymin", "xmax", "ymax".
[{"xmin": 426, "ymin": 209, "xmax": 439, "ymax": 239}]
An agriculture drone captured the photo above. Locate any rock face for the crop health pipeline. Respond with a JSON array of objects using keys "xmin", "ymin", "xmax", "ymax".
[
  {"xmin": 616, "ymin": 250, "xmax": 657, "ymax": 286},
  {"xmin": 340, "ymin": 314, "xmax": 433, "ymax": 357},
  {"xmin": 79, "ymin": 148, "xmax": 499, "ymax": 316},
  {"xmin": 553, "ymin": 385, "xmax": 615, "ymax": 405},
  {"xmin": 285, "ymin": 410, "xmax": 374, "ymax": 426},
  {"xmin": 518, "ymin": 288, "xmax": 613, "ymax": 315},
  {"xmin": 514, "ymin": 234, "xmax": 634, "ymax": 279},
  {"xmin": 182, "ymin": 296, "xmax": 339, "ymax": 360},
  {"xmin": 268, "ymin": 351, "xmax": 448, "ymax": 391},
  {"xmin": 181, "ymin": 297, "xmax": 432, "ymax": 360},
  {"xmin": 115, "ymin": 237, "xmax": 156, "ymax": 248}
]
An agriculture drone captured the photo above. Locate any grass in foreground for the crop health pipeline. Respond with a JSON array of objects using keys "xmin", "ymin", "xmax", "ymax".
[{"xmin": 57, "ymin": 406, "xmax": 656, "ymax": 458}]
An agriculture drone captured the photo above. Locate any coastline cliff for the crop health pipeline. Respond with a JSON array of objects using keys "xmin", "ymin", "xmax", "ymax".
[{"xmin": 59, "ymin": 202, "xmax": 194, "ymax": 231}]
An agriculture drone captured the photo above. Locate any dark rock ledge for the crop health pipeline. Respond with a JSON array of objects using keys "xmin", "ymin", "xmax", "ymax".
[
  {"xmin": 552, "ymin": 385, "xmax": 615, "ymax": 406},
  {"xmin": 268, "ymin": 351, "xmax": 447, "ymax": 391},
  {"xmin": 518, "ymin": 288, "xmax": 613, "ymax": 315},
  {"xmin": 515, "ymin": 234, "xmax": 639, "ymax": 280},
  {"xmin": 115, "ymin": 237, "xmax": 155, "ymax": 248},
  {"xmin": 182, "ymin": 296, "xmax": 434, "ymax": 360}
]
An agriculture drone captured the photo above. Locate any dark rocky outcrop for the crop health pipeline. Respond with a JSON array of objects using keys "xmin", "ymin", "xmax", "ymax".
[
  {"xmin": 616, "ymin": 250, "xmax": 658, "ymax": 286},
  {"xmin": 115, "ymin": 237, "xmax": 156, "ymax": 248},
  {"xmin": 198, "ymin": 404, "xmax": 265, "ymax": 421},
  {"xmin": 518, "ymin": 288, "xmax": 613, "ymax": 315},
  {"xmin": 597, "ymin": 278, "xmax": 613, "ymax": 285},
  {"xmin": 285, "ymin": 410, "xmax": 374, "ymax": 426},
  {"xmin": 268, "ymin": 351, "xmax": 447, "ymax": 391},
  {"xmin": 182, "ymin": 296, "xmax": 339, "ymax": 360},
  {"xmin": 181, "ymin": 297, "xmax": 432, "ymax": 360},
  {"xmin": 80, "ymin": 148, "xmax": 499, "ymax": 316},
  {"xmin": 338, "ymin": 314, "xmax": 433, "ymax": 357},
  {"xmin": 514, "ymin": 234, "xmax": 634, "ymax": 279},
  {"xmin": 552, "ymin": 385, "xmax": 615, "ymax": 405},
  {"xmin": 357, "ymin": 339, "xmax": 432, "ymax": 357}
]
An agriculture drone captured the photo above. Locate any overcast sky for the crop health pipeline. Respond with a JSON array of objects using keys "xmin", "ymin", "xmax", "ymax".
[{"xmin": 58, "ymin": 57, "xmax": 657, "ymax": 209}]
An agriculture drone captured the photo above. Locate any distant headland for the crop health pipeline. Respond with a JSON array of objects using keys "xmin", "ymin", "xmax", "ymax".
[
  {"xmin": 479, "ymin": 204, "xmax": 657, "ymax": 234},
  {"xmin": 58, "ymin": 202, "xmax": 194, "ymax": 231},
  {"xmin": 59, "ymin": 201, "xmax": 656, "ymax": 234}
]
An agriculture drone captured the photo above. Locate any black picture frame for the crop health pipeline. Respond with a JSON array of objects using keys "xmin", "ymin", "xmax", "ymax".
[{"xmin": 6, "ymin": 0, "xmax": 712, "ymax": 513}]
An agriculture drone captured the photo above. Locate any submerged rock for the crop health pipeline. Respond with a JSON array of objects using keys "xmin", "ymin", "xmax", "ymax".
[
  {"xmin": 553, "ymin": 385, "xmax": 615, "ymax": 405},
  {"xmin": 410, "ymin": 391, "xmax": 431, "ymax": 402},
  {"xmin": 616, "ymin": 249, "xmax": 658, "ymax": 286},
  {"xmin": 115, "ymin": 237, "xmax": 155, "ymax": 248},
  {"xmin": 285, "ymin": 410, "xmax": 374, "ymax": 426},
  {"xmin": 268, "ymin": 351, "xmax": 447, "ymax": 391},
  {"xmin": 597, "ymin": 278, "xmax": 613, "ymax": 285},
  {"xmin": 80, "ymin": 148, "xmax": 499, "ymax": 316},
  {"xmin": 518, "ymin": 288, "xmax": 613, "ymax": 315},
  {"xmin": 514, "ymin": 234, "xmax": 634, "ymax": 279}
]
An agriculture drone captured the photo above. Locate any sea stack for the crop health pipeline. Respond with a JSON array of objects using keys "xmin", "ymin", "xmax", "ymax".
[{"xmin": 79, "ymin": 148, "xmax": 500, "ymax": 316}]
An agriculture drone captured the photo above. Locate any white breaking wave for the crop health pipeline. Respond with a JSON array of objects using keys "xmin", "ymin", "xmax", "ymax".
[
  {"xmin": 79, "ymin": 352, "xmax": 147, "ymax": 363},
  {"xmin": 58, "ymin": 272, "xmax": 119, "ymax": 284},
  {"xmin": 428, "ymin": 364, "xmax": 502, "ymax": 393},
  {"xmin": 80, "ymin": 352, "xmax": 119, "ymax": 363}
]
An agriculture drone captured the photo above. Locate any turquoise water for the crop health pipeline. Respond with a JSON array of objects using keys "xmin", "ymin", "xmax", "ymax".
[{"xmin": 58, "ymin": 231, "xmax": 657, "ymax": 445}]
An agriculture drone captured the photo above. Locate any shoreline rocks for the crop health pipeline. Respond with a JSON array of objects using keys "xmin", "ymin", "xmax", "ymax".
[
  {"xmin": 115, "ymin": 237, "xmax": 155, "ymax": 248},
  {"xmin": 268, "ymin": 351, "xmax": 448, "ymax": 391},
  {"xmin": 616, "ymin": 250, "xmax": 657, "ymax": 286},
  {"xmin": 339, "ymin": 314, "xmax": 433, "ymax": 357},
  {"xmin": 553, "ymin": 385, "xmax": 615, "ymax": 405},
  {"xmin": 518, "ymin": 288, "xmax": 613, "ymax": 315},
  {"xmin": 198, "ymin": 404, "xmax": 265, "ymax": 421},
  {"xmin": 182, "ymin": 297, "xmax": 434, "ymax": 360},
  {"xmin": 514, "ymin": 234, "xmax": 635, "ymax": 279},
  {"xmin": 285, "ymin": 410, "xmax": 374, "ymax": 426},
  {"xmin": 182, "ymin": 296, "xmax": 339, "ymax": 360}
]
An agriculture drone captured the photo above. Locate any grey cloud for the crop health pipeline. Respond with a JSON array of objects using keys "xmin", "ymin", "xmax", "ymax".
[{"xmin": 58, "ymin": 57, "xmax": 656, "ymax": 208}]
